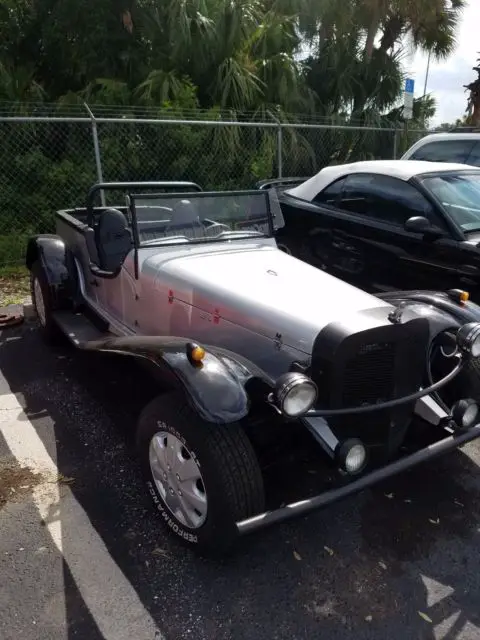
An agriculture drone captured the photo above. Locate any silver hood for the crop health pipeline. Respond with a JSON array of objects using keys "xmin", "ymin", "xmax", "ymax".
[{"xmin": 144, "ymin": 242, "xmax": 393, "ymax": 354}]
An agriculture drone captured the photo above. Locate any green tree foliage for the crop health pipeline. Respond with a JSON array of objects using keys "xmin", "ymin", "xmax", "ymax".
[
  {"xmin": 465, "ymin": 54, "xmax": 480, "ymax": 126},
  {"xmin": 0, "ymin": 0, "xmax": 466, "ymax": 115}
]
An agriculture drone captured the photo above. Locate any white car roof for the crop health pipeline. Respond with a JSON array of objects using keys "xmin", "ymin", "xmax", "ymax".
[
  {"xmin": 401, "ymin": 132, "xmax": 480, "ymax": 160},
  {"xmin": 286, "ymin": 159, "xmax": 479, "ymax": 202}
]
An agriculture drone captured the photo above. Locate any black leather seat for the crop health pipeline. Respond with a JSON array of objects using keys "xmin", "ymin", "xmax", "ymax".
[{"xmin": 95, "ymin": 208, "xmax": 133, "ymax": 271}]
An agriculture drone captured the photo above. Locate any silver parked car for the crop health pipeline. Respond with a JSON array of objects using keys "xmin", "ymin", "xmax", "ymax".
[{"xmin": 26, "ymin": 180, "xmax": 480, "ymax": 555}]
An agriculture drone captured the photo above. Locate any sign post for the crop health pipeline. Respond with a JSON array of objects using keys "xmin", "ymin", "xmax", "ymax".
[{"xmin": 404, "ymin": 78, "xmax": 415, "ymax": 120}]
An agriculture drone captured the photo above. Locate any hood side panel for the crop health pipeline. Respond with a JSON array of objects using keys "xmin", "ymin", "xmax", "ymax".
[{"xmin": 141, "ymin": 243, "xmax": 392, "ymax": 354}]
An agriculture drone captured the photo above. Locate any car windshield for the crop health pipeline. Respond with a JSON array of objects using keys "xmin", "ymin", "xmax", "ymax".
[
  {"xmin": 421, "ymin": 172, "xmax": 480, "ymax": 231},
  {"xmin": 130, "ymin": 191, "xmax": 275, "ymax": 246}
]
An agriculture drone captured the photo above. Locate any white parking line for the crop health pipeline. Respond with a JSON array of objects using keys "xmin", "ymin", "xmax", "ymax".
[{"xmin": 0, "ymin": 368, "xmax": 163, "ymax": 640}]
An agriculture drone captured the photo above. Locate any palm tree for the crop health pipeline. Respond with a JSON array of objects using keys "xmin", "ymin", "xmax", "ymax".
[
  {"xmin": 0, "ymin": 62, "xmax": 46, "ymax": 108},
  {"xmin": 120, "ymin": 0, "xmax": 309, "ymax": 112},
  {"xmin": 465, "ymin": 55, "xmax": 480, "ymax": 126},
  {"xmin": 0, "ymin": 0, "xmax": 467, "ymax": 121},
  {"xmin": 380, "ymin": 0, "xmax": 466, "ymax": 57},
  {"xmin": 291, "ymin": 0, "xmax": 465, "ymax": 118}
]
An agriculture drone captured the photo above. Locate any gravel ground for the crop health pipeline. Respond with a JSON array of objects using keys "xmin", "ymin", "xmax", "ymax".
[
  {"xmin": 0, "ymin": 267, "xmax": 30, "ymax": 307},
  {"xmin": 1, "ymin": 317, "xmax": 480, "ymax": 640}
]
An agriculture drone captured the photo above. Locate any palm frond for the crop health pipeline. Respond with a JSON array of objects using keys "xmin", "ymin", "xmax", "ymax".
[
  {"xmin": 210, "ymin": 57, "xmax": 265, "ymax": 110},
  {"xmin": 134, "ymin": 70, "xmax": 196, "ymax": 106}
]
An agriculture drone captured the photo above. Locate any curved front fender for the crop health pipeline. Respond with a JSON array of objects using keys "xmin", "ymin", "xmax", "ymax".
[
  {"xmin": 377, "ymin": 290, "xmax": 480, "ymax": 334},
  {"xmin": 26, "ymin": 234, "xmax": 71, "ymax": 308},
  {"xmin": 81, "ymin": 336, "xmax": 265, "ymax": 424}
]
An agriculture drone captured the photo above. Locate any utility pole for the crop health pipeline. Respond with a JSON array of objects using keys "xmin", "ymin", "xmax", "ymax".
[
  {"xmin": 422, "ymin": 50, "xmax": 432, "ymax": 128},
  {"xmin": 423, "ymin": 50, "xmax": 432, "ymax": 98}
]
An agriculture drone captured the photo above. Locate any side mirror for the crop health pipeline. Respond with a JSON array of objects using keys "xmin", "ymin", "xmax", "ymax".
[
  {"xmin": 404, "ymin": 216, "xmax": 432, "ymax": 233},
  {"xmin": 404, "ymin": 216, "xmax": 446, "ymax": 238}
]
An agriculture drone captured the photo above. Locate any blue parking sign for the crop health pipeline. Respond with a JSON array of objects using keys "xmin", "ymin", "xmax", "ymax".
[{"xmin": 405, "ymin": 78, "xmax": 415, "ymax": 94}]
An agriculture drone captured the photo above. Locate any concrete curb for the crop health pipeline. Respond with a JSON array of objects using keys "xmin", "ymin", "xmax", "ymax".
[
  {"xmin": 0, "ymin": 304, "xmax": 24, "ymax": 328},
  {"xmin": 0, "ymin": 302, "xmax": 36, "ymax": 329},
  {"xmin": 23, "ymin": 302, "xmax": 36, "ymax": 321}
]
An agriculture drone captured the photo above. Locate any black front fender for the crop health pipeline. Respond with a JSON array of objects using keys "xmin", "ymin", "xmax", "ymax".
[
  {"xmin": 377, "ymin": 290, "xmax": 480, "ymax": 334},
  {"xmin": 81, "ymin": 336, "xmax": 274, "ymax": 424},
  {"xmin": 26, "ymin": 234, "xmax": 71, "ymax": 308},
  {"xmin": 378, "ymin": 290, "xmax": 480, "ymax": 404}
]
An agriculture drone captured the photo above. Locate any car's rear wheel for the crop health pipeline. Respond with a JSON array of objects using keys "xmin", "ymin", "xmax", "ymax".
[
  {"xmin": 30, "ymin": 260, "xmax": 62, "ymax": 344},
  {"xmin": 136, "ymin": 391, "xmax": 265, "ymax": 556}
]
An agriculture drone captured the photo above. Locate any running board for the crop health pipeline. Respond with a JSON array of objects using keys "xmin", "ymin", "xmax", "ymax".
[{"xmin": 53, "ymin": 310, "xmax": 112, "ymax": 347}]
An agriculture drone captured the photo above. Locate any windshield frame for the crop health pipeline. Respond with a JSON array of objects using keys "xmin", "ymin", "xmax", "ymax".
[
  {"xmin": 417, "ymin": 169, "xmax": 480, "ymax": 235},
  {"xmin": 128, "ymin": 189, "xmax": 276, "ymax": 249}
]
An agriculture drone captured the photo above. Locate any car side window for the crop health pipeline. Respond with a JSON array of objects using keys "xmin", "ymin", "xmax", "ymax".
[
  {"xmin": 410, "ymin": 139, "xmax": 476, "ymax": 164},
  {"xmin": 465, "ymin": 141, "xmax": 480, "ymax": 167},
  {"xmin": 335, "ymin": 173, "xmax": 447, "ymax": 229},
  {"xmin": 312, "ymin": 177, "xmax": 347, "ymax": 206}
]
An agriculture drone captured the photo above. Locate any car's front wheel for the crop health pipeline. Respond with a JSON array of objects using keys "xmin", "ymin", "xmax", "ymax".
[{"xmin": 136, "ymin": 392, "xmax": 265, "ymax": 556}]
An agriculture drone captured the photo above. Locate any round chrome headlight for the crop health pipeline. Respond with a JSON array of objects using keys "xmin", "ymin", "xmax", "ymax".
[
  {"xmin": 335, "ymin": 439, "xmax": 368, "ymax": 475},
  {"xmin": 456, "ymin": 322, "xmax": 480, "ymax": 358},
  {"xmin": 273, "ymin": 372, "xmax": 317, "ymax": 417},
  {"xmin": 451, "ymin": 398, "xmax": 479, "ymax": 431}
]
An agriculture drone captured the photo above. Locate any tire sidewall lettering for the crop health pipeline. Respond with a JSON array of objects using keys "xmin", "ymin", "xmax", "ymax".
[
  {"xmin": 155, "ymin": 420, "xmax": 202, "ymax": 469},
  {"xmin": 146, "ymin": 445, "xmax": 200, "ymax": 544},
  {"xmin": 147, "ymin": 480, "xmax": 199, "ymax": 544}
]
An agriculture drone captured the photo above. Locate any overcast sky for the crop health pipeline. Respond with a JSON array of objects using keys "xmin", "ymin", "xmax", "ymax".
[{"xmin": 405, "ymin": 0, "xmax": 479, "ymax": 125}]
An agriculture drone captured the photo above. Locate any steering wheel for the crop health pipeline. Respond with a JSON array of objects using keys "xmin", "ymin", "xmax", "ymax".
[
  {"xmin": 162, "ymin": 220, "xmax": 231, "ymax": 238},
  {"xmin": 203, "ymin": 221, "xmax": 231, "ymax": 235}
]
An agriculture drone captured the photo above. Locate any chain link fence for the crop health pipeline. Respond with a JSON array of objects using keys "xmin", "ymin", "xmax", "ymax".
[
  {"xmin": 96, "ymin": 120, "xmax": 280, "ymax": 192},
  {"xmin": 0, "ymin": 113, "xmax": 427, "ymax": 267}
]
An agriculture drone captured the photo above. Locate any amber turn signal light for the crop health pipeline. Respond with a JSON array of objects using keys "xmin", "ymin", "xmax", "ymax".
[
  {"xmin": 186, "ymin": 342, "xmax": 206, "ymax": 365},
  {"xmin": 191, "ymin": 346, "xmax": 205, "ymax": 361},
  {"xmin": 447, "ymin": 289, "xmax": 469, "ymax": 304}
]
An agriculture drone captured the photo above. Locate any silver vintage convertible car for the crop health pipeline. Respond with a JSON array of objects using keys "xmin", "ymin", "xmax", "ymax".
[{"xmin": 26, "ymin": 180, "xmax": 480, "ymax": 555}]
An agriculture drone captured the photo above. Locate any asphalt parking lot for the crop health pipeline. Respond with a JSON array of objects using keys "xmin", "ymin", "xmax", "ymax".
[{"xmin": 1, "ymin": 316, "xmax": 480, "ymax": 640}]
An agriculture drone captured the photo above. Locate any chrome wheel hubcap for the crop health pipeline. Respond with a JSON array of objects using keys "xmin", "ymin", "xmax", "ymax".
[
  {"xmin": 149, "ymin": 430, "xmax": 207, "ymax": 529},
  {"xmin": 33, "ymin": 278, "xmax": 46, "ymax": 327}
]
